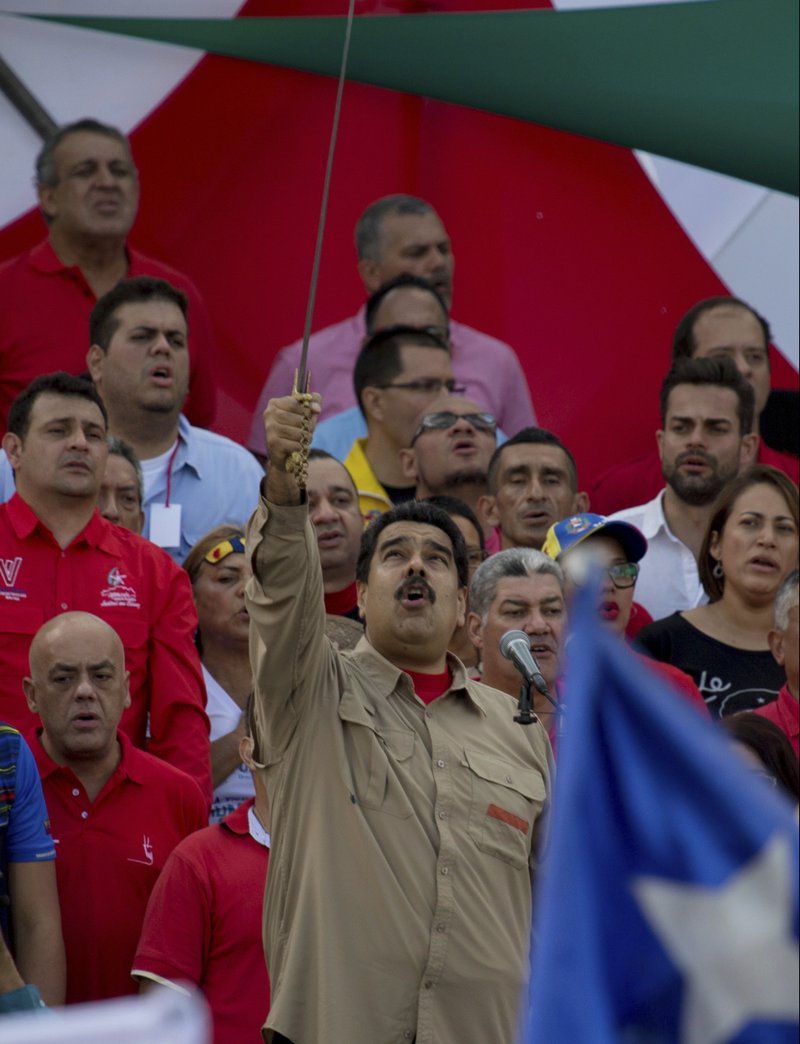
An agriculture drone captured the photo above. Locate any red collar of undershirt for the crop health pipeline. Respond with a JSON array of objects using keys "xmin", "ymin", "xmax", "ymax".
[
  {"xmin": 406, "ymin": 666, "xmax": 453, "ymax": 705},
  {"xmin": 324, "ymin": 581, "xmax": 359, "ymax": 617}
]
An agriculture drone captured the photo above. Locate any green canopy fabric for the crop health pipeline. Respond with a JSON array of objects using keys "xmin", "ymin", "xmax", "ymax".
[{"xmin": 32, "ymin": 0, "xmax": 798, "ymax": 194}]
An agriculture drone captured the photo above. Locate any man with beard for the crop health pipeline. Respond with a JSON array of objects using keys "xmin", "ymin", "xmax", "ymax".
[
  {"xmin": 609, "ymin": 358, "xmax": 757, "ymax": 620},
  {"xmin": 399, "ymin": 396, "xmax": 498, "ymax": 540},
  {"xmin": 246, "ymin": 392, "xmax": 552, "ymax": 1044}
]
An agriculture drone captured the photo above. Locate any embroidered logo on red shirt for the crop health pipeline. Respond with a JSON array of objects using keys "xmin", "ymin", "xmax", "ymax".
[
  {"xmin": 127, "ymin": 834, "xmax": 154, "ymax": 866},
  {"xmin": 0, "ymin": 556, "xmax": 26, "ymax": 601},
  {"xmin": 100, "ymin": 567, "xmax": 141, "ymax": 609},
  {"xmin": 487, "ymin": 803, "xmax": 529, "ymax": 834}
]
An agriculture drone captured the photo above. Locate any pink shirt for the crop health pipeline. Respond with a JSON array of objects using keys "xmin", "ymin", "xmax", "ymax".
[
  {"xmin": 247, "ymin": 306, "xmax": 535, "ymax": 454},
  {"xmin": 753, "ymin": 684, "xmax": 799, "ymax": 757}
]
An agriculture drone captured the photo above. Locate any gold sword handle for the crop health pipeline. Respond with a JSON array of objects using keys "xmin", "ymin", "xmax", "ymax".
[{"xmin": 285, "ymin": 369, "xmax": 313, "ymax": 488}]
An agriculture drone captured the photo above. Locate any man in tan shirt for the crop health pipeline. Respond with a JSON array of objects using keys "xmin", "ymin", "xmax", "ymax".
[{"xmin": 247, "ymin": 393, "xmax": 553, "ymax": 1044}]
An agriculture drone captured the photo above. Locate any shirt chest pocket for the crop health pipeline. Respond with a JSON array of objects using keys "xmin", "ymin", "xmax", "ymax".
[
  {"xmin": 338, "ymin": 696, "xmax": 415, "ymax": 819},
  {"xmin": 463, "ymin": 748, "xmax": 546, "ymax": 869}
]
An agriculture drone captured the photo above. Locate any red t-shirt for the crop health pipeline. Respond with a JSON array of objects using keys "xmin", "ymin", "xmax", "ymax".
[
  {"xmin": 0, "ymin": 239, "xmax": 217, "ymax": 429},
  {"xmin": 0, "ymin": 495, "xmax": 211, "ymax": 801},
  {"xmin": 133, "ymin": 798, "xmax": 271, "ymax": 1044},
  {"xmin": 406, "ymin": 667, "xmax": 453, "ymax": 705},
  {"xmin": 29, "ymin": 729, "xmax": 207, "ymax": 1004},
  {"xmin": 753, "ymin": 683, "xmax": 799, "ymax": 757}
]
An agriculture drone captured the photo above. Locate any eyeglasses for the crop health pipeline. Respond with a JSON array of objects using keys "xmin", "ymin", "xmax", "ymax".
[
  {"xmin": 606, "ymin": 562, "xmax": 640, "ymax": 589},
  {"xmin": 411, "ymin": 410, "xmax": 497, "ymax": 445},
  {"xmin": 377, "ymin": 378, "xmax": 466, "ymax": 396}
]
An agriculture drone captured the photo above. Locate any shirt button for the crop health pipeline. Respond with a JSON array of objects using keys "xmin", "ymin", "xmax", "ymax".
[
  {"xmin": 404, "ymin": 1032, "xmax": 413, "ymax": 1040},
  {"xmin": 506, "ymin": 775, "xmax": 513, "ymax": 784},
  {"xmin": 438, "ymin": 811, "xmax": 447, "ymax": 819},
  {"xmin": 424, "ymin": 980, "xmax": 433, "ymax": 989},
  {"xmin": 60, "ymin": 603, "xmax": 68, "ymax": 611},
  {"xmin": 436, "ymin": 923, "xmax": 446, "ymax": 933},
  {"xmin": 71, "ymin": 788, "xmax": 80, "ymax": 797},
  {"xmin": 425, "ymin": 710, "xmax": 433, "ymax": 719},
  {"xmin": 440, "ymin": 866, "xmax": 448, "ymax": 876},
  {"xmin": 436, "ymin": 759, "xmax": 445, "ymax": 769},
  {"xmin": 81, "ymin": 811, "xmax": 88, "ymax": 820}
]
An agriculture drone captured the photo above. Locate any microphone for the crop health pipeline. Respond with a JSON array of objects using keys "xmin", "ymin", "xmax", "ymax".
[{"xmin": 499, "ymin": 630, "xmax": 551, "ymax": 697}]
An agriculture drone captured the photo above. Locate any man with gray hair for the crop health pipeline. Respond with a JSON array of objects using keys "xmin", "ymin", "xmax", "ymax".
[
  {"xmin": 248, "ymin": 193, "xmax": 534, "ymax": 451},
  {"xmin": 98, "ymin": 437, "xmax": 144, "ymax": 535},
  {"xmin": 468, "ymin": 548, "xmax": 567, "ymax": 731},
  {"xmin": 0, "ymin": 117, "xmax": 217, "ymax": 429},
  {"xmin": 757, "ymin": 569, "xmax": 799, "ymax": 755}
]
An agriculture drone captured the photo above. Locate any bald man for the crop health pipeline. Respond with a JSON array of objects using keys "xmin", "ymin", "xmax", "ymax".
[{"xmin": 24, "ymin": 612, "xmax": 206, "ymax": 1005}]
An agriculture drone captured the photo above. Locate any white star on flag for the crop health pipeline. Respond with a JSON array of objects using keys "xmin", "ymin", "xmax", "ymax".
[{"xmin": 632, "ymin": 832, "xmax": 800, "ymax": 1044}]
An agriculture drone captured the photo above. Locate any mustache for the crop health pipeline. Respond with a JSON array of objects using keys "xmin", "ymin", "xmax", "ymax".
[
  {"xmin": 394, "ymin": 577, "xmax": 437, "ymax": 604},
  {"xmin": 676, "ymin": 450, "xmax": 715, "ymax": 467}
]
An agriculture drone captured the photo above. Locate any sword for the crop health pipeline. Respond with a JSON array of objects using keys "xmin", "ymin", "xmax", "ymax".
[{"xmin": 287, "ymin": 0, "xmax": 356, "ymax": 486}]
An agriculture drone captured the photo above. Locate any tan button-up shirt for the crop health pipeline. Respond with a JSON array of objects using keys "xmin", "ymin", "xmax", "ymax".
[{"xmin": 246, "ymin": 499, "xmax": 552, "ymax": 1044}]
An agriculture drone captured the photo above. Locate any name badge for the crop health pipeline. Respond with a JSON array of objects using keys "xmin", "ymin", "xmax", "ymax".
[{"xmin": 150, "ymin": 503, "xmax": 182, "ymax": 548}]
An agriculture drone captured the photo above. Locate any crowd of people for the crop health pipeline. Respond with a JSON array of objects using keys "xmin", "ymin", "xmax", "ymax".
[{"xmin": 0, "ymin": 117, "xmax": 797, "ymax": 1042}]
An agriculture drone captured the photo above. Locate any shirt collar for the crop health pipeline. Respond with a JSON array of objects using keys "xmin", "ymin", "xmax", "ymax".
[
  {"xmin": 7, "ymin": 494, "xmax": 116, "ymax": 551},
  {"xmin": 27, "ymin": 727, "xmax": 143, "ymax": 786},
  {"xmin": 639, "ymin": 489, "xmax": 672, "ymax": 539},
  {"xmin": 349, "ymin": 637, "xmax": 485, "ymax": 714},
  {"xmin": 172, "ymin": 415, "xmax": 201, "ymax": 478}
]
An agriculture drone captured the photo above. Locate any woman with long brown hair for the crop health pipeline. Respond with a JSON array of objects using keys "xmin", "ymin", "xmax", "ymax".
[{"xmin": 638, "ymin": 466, "xmax": 799, "ymax": 717}]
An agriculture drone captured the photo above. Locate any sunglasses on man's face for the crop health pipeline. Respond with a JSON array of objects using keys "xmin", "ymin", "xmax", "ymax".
[{"xmin": 411, "ymin": 411, "xmax": 497, "ymax": 445}]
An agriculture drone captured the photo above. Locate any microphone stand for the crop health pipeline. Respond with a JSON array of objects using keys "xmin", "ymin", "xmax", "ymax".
[
  {"xmin": 514, "ymin": 675, "xmax": 563, "ymax": 733},
  {"xmin": 514, "ymin": 677, "xmax": 536, "ymax": 725}
]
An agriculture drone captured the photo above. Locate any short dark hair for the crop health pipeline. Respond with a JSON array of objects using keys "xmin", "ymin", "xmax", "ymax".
[
  {"xmin": 672, "ymin": 296, "xmax": 771, "ymax": 361},
  {"xmin": 365, "ymin": 274, "xmax": 449, "ymax": 333},
  {"xmin": 423, "ymin": 495, "xmax": 486, "ymax": 554},
  {"xmin": 699, "ymin": 465, "xmax": 799, "ymax": 601},
  {"xmin": 486, "ymin": 427, "xmax": 578, "ymax": 494},
  {"xmin": 356, "ymin": 499, "xmax": 469, "ymax": 589},
  {"xmin": 659, "ymin": 357, "xmax": 755, "ymax": 435},
  {"xmin": 355, "ymin": 195, "xmax": 436, "ymax": 261},
  {"xmin": 107, "ymin": 436, "xmax": 144, "ymax": 505},
  {"xmin": 7, "ymin": 372, "xmax": 108, "ymax": 439},
  {"xmin": 722, "ymin": 713, "xmax": 799, "ymax": 804},
  {"xmin": 35, "ymin": 117, "xmax": 134, "ymax": 189},
  {"xmin": 352, "ymin": 326, "xmax": 450, "ymax": 414},
  {"xmin": 90, "ymin": 277, "xmax": 188, "ymax": 353},
  {"xmin": 307, "ymin": 448, "xmax": 358, "ymax": 495}
]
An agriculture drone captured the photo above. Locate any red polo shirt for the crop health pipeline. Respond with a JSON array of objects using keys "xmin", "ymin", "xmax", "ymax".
[
  {"xmin": 754, "ymin": 683, "xmax": 799, "ymax": 757},
  {"xmin": 0, "ymin": 495, "xmax": 211, "ymax": 801},
  {"xmin": 29, "ymin": 729, "xmax": 207, "ymax": 1004},
  {"xmin": 133, "ymin": 798, "xmax": 271, "ymax": 1044},
  {"xmin": 0, "ymin": 239, "xmax": 216, "ymax": 429}
]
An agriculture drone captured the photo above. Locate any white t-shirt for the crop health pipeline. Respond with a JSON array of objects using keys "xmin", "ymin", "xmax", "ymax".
[
  {"xmin": 139, "ymin": 440, "xmax": 178, "ymax": 500},
  {"xmin": 204, "ymin": 665, "xmax": 255, "ymax": 825}
]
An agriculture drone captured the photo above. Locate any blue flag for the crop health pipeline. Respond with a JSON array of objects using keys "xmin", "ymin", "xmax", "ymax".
[{"xmin": 525, "ymin": 590, "xmax": 799, "ymax": 1044}]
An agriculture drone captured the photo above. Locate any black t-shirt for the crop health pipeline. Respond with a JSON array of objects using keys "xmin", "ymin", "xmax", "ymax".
[{"xmin": 636, "ymin": 612, "xmax": 785, "ymax": 718}]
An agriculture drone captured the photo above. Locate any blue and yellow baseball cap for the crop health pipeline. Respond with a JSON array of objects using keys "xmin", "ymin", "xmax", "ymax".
[{"xmin": 542, "ymin": 513, "xmax": 647, "ymax": 563}]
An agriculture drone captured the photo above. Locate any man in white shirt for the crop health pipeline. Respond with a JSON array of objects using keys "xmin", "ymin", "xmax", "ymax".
[{"xmin": 609, "ymin": 357, "xmax": 757, "ymax": 621}]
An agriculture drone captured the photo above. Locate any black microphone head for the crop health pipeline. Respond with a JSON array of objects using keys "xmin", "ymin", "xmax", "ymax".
[{"xmin": 499, "ymin": 629, "xmax": 530, "ymax": 659}]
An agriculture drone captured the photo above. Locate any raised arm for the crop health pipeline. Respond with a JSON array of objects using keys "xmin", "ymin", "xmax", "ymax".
[{"xmin": 246, "ymin": 394, "xmax": 334, "ymax": 755}]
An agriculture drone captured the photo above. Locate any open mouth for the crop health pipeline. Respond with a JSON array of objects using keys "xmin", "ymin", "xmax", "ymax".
[
  {"xmin": 748, "ymin": 556, "xmax": 778, "ymax": 571},
  {"xmin": 150, "ymin": 365, "xmax": 173, "ymax": 386},
  {"xmin": 317, "ymin": 529, "xmax": 344, "ymax": 548},
  {"xmin": 395, "ymin": 578, "xmax": 436, "ymax": 608},
  {"xmin": 598, "ymin": 601, "xmax": 620, "ymax": 620},
  {"xmin": 72, "ymin": 712, "xmax": 100, "ymax": 729}
]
